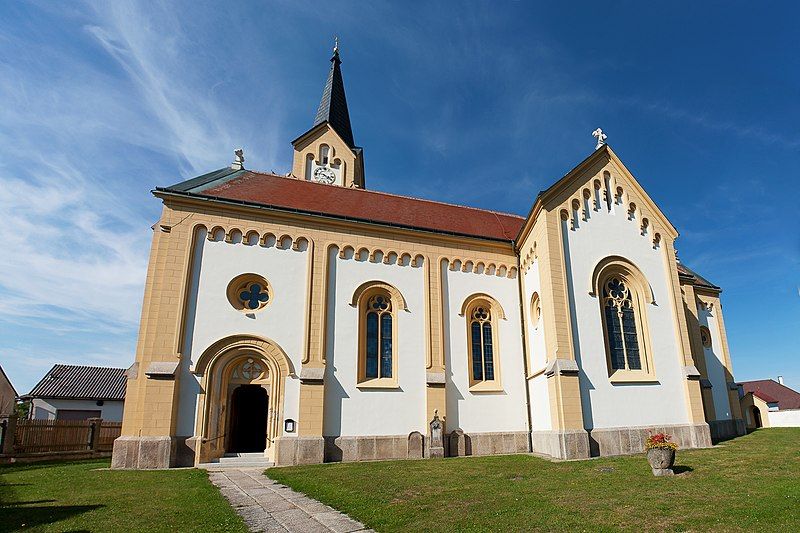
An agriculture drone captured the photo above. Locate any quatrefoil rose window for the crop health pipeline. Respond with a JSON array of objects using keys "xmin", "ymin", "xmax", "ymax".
[
  {"xmin": 227, "ymin": 273, "xmax": 272, "ymax": 312},
  {"xmin": 240, "ymin": 358, "xmax": 264, "ymax": 379}
]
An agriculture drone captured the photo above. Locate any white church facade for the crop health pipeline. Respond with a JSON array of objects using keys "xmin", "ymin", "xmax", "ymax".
[{"xmin": 112, "ymin": 46, "xmax": 745, "ymax": 469}]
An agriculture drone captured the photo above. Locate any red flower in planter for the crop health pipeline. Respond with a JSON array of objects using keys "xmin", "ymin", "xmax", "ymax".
[{"xmin": 646, "ymin": 433, "xmax": 678, "ymax": 450}]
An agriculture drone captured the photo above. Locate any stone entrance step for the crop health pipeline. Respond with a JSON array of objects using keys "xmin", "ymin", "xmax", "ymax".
[
  {"xmin": 222, "ymin": 452, "xmax": 266, "ymax": 460},
  {"xmin": 198, "ymin": 451, "xmax": 273, "ymax": 470},
  {"xmin": 198, "ymin": 460, "xmax": 274, "ymax": 470}
]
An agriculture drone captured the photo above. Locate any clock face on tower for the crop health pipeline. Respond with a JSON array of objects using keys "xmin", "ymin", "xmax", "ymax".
[{"xmin": 313, "ymin": 166, "xmax": 336, "ymax": 185}]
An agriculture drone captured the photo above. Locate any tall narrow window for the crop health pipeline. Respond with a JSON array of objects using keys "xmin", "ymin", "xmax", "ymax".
[
  {"xmin": 469, "ymin": 306, "xmax": 495, "ymax": 382},
  {"xmin": 319, "ymin": 144, "xmax": 330, "ymax": 165},
  {"xmin": 602, "ymin": 277, "xmax": 642, "ymax": 370},
  {"xmin": 358, "ymin": 289, "xmax": 397, "ymax": 385},
  {"xmin": 462, "ymin": 294, "xmax": 504, "ymax": 391}
]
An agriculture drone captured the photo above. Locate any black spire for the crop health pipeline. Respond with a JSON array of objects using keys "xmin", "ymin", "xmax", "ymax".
[{"xmin": 313, "ymin": 40, "xmax": 355, "ymax": 148}]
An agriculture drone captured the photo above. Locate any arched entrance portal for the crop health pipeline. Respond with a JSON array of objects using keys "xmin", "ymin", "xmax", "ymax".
[
  {"xmin": 752, "ymin": 406, "xmax": 763, "ymax": 428},
  {"xmin": 229, "ymin": 385, "xmax": 269, "ymax": 452},
  {"xmin": 193, "ymin": 335, "xmax": 295, "ymax": 464}
]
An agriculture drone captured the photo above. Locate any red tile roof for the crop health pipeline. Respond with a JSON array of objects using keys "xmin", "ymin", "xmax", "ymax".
[
  {"xmin": 752, "ymin": 391, "xmax": 779, "ymax": 403},
  {"xmin": 191, "ymin": 171, "xmax": 525, "ymax": 241},
  {"xmin": 741, "ymin": 379, "xmax": 800, "ymax": 410}
]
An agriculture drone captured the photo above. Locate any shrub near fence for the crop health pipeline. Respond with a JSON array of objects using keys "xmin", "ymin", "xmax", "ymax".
[{"xmin": 0, "ymin": 416, "xmax": 122, "ymax": 460}]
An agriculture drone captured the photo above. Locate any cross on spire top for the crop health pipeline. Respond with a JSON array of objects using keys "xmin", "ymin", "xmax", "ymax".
[{"xmin": 313, "ymin": 39, "xmax": 355, "ymax": 147}]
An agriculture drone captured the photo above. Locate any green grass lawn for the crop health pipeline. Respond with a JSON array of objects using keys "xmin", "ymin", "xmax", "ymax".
[
  {"xmin": 0, "ymin": 459, "xmax": 246, "ymax": 532},
  {"xmin": 268, "ymin": 429, "xmax": 800, "ymax": 532}
]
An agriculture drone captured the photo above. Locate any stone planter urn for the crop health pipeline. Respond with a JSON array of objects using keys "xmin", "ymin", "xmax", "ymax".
[{"xmin": 646, "ymin": 447, "xmax": 676, "ymax": 476}]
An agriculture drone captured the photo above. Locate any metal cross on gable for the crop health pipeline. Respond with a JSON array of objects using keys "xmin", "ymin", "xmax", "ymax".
[{"xmin": 239, "ymin": 283, "xmax": 269, "ymax": 310}]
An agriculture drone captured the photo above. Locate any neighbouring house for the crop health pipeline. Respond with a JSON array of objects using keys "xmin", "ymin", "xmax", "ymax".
[
  {"xmin": 0, "ymin": 364, "xmax": 17, "ymax": 416},
  {"xmin": 113, "ymin": 45, "xmax": 745, "ymax": 470},
  {"xmin": 740, "ymin": 377, "xmax": 800, "ymax": 429},
  {"xmin": 23, "ymin": 365, "xmax": 126, "ymax": 421}
]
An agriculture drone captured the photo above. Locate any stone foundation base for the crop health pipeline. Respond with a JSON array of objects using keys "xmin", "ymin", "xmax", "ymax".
[
  {"xmin": 111, "ymin": 436, "xmax": 194, "ymax": 469},
  {"xmin": 588, "ymin": 423, "xmax": 712, "ymax": 457},
  {"xmin": 709, "ymin": 419, "xmax": 746, "ymax": 441},
  {"xmin": 530, "ymin": 429, "xmax": 590, "ymax": 460},
  {"xmin": 274, "ymin": 436, "xmax": 325, "ymax": 466},
  {"xmin": 317, "ymin": 431, "xmax": 529, "ymax": 464},
  {"xmin": 452, "ymin": 431, "xmax": 529, "ymax": 457},
  {"xmin": 324, "ymin": 435, "xmax": 409, "ymax": 462}
]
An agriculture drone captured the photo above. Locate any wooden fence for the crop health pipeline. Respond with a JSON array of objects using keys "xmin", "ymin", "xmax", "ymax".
[
  {"xmin": 97, "ymin": 421, "xmax": 123, "ymax": 451},
  {"xmin": 7, "ymin": 418, "xmax": 122, "ymax": 455}
]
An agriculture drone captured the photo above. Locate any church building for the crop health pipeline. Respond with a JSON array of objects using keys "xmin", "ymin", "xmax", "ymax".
[{"xmin": 112, "ymin": 45, "xmax": 745, "ymax": 469}]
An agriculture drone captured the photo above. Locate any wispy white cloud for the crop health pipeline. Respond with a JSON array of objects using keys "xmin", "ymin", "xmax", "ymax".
[
  {"xmin": 0, "ymin": 0, "xmax": 287, "ymax": 390},
  {"xmin": 83, "ymin": 7, "xmax": 212, "ymax": 168},
  {"xmin": 616, "ymin": 96, "xmax": 800, "ymax": 150},
  {"xmin": 0, "ymin": 158, "xmax": 149, "ymax": 328}
]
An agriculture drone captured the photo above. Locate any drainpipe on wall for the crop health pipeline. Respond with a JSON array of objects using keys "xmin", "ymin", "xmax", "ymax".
[{"xmin": 515, "ymin": 253, "xmax": 534, "ymax": 453}]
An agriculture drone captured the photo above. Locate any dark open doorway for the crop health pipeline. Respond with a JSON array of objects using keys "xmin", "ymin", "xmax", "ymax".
[
  {"xmin": 228, "ymin": 384, "xmax": 268, "ymax": 453},
  {"xmin": 752, "ymin": 406, "xmax": 763, "ymax": 429}
]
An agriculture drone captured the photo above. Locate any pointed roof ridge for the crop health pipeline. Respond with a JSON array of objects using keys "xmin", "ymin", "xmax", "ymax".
[{"xmin": 313, "ymin": 45, "xmax": 355, "ymax": 148}]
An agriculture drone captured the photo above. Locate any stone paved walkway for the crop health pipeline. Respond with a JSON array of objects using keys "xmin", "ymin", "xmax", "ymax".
[{"xmin": 209, "ymin": 468, "xmax": 372, "ymax": 533}]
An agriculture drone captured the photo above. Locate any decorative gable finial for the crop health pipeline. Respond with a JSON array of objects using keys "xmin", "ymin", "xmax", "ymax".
[
  {"xmin": 231, "ymin": 148, "xmax": 245, "ymax": 170},
  {"xmin": 592, "ymin": 128, "xmax": 607, "ymax": 150}
]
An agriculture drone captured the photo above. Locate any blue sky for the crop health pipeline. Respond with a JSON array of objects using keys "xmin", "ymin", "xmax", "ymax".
[{"xmin": 1, "ymin": 1, "xmax": 797, "ymax": 394}]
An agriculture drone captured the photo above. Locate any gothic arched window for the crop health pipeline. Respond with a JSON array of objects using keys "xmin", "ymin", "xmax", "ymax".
[
  {"xmin": 355, "ymin": 283, "xmax": 402, "ymax": 387},
  {"xmin": 602, "ymin": 277, "xmax": 642, "ymax": 371},
  {"xmin": 593, "ymin": 257, "xmax": 656, "ymax": 381},
  {"xmin": 365, "ymin": 293, "xmax": 392, "ymax": 380},
  {"xmin": 470, "ymin": 305, "xmax": 494, "ymax": 382},
  {"xmin": 461, "ymin": 295, "xmax": 504, "ymax": 391}
]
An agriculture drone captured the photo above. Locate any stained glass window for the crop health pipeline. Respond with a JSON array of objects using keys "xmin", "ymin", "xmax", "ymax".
[
  {"xmin": 621, "ymin": 307, "xmax": 641, "ymax": 370},
  {"xmin": 482, "ymin": 322, "xmax": 494, "ymax": 380},
  {"xmin": 380, "ymin": 314, "xmax": 392, "ymax": 378},
  {"xmin": 471, "ymin": 321, "xmax": 483, "ymax": 381},
  {"xmin": 602, "ymin": 276, "xmax": 645, "ymax": 372},
  {"xmin": 366, "ymin": 312, "xmax": 379, "ymax": 379},
  {"xmin": 363, "ymin": 293, "xmax": 392, "ymax": 380},
  {"xmin": 605, "ymin": 303, "xmax": 625, "ymax": 369},
  {"xmin": 470, "ymin": 305, "xmax": 496, "ymax": 383},
  {"xmin": 239, "ymin": 283, "xmax": 269, "ymax": 310},
  {"xmin": 228, "ymin": 274, "xmax": 272, "ymax": 312}
]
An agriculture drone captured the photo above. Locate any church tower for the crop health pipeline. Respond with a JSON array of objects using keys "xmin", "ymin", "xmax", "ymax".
[{"xmin": 291, "ymin": 40, "xmax": 365, "ymax": 188}]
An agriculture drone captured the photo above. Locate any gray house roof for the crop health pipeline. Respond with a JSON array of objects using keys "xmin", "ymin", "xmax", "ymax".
[{"xmin": 25, "ymin": 364, "xmax": 126, "ymax": 401}]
